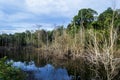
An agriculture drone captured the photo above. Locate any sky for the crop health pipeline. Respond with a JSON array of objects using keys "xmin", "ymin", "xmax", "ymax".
[{"xmin": 0, "ymin": 0, "xmax": 120, "ymax": 34}]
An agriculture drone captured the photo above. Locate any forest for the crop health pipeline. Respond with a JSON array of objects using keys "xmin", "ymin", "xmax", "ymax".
[{"xmin": 0, "ymin": 7, "xmax": 120, "ymax": 80}]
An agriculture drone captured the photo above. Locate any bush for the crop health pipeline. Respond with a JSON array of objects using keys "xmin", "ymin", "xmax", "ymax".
[{"xmin": 0, "ymin": 57, "xmax": 26, "ymax": 80}]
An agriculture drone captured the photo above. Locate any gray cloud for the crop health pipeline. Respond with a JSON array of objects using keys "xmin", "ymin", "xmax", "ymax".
[{"xmin": 0, "ymin": 0, "xmax": 120, "ymax": 33}]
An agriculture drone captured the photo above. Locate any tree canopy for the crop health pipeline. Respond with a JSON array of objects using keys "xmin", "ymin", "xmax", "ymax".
[{"xmin": 73, "ymin": 8, "xmax": 98, "ymax": 28}]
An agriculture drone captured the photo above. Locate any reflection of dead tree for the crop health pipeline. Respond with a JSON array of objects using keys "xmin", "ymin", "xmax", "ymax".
[{"xmin": 36, "ymin": 24, "xmax": 42, "ymax": 64}]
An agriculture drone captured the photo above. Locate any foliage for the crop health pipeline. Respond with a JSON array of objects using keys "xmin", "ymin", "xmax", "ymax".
[
  {"xmin": 73, "ymin": 8, "xmax": 98, "ymax": 28},
  {"xmin": 0, "ymin": 57, "xmax": 26, "ymax": 80},
  {"xmin": 98, "ymin": 7, "xmax": 113, "ymax": 28}
]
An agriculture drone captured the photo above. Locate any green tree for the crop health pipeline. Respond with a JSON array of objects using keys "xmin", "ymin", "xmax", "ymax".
[
  {"xmin": 0, "ymin": 57, "xmax": 26, "ymax": 80},
  {"xmin": 98, "ymin": 8, "xmax": 113, "ymax": 29},
  {"xmin": 73, "ymin": 8, "xmax": 98, "ymax": 28},
  {"xmin": 67, "ymin": 8, "xmax": 98, "ymax": 36}
]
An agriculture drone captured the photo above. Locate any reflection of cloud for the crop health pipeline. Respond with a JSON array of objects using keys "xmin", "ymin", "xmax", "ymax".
[{"xmin": 11, "ymin": 61, "xmax": 71, "ymax": 80}]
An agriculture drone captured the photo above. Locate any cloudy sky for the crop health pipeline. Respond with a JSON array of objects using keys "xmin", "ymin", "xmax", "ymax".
[{"xmin": 0, "ymin": 0, "xmax": 120, "ymax": 34}]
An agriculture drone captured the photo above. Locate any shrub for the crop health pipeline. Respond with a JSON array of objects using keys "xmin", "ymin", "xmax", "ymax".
[{"xmin": 0, "ymin": 57, "xmax": 26, "ymax": 80}]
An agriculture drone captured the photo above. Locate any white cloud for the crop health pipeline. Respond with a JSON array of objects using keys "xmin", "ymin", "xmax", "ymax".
[
  {"xmin": 0, "ymin": 0, "xmax": 120, "ymax": 21},
  {"xmin": 25, "ymin": 0, "xmax": 83, "ymax": 17},
  {"xmin": 0, "ymin": 0, "xmax": 120, "ymax": 33},
  {"xmin": 25, "ymin": 0, "xmax": 120, "ymax": 17}
]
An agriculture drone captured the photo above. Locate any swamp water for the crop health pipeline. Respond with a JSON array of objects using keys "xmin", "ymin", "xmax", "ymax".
[{"xmin": 9, "ymin": 60, "xmax": 73, "ymax": 80}]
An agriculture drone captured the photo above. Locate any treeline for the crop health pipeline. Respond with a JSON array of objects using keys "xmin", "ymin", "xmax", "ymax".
[
  {"xmin": 0, "ymin": 30, "xmax": 53, "ymax": 47},
  {"xmin": 0, "ymin": 7, "xmax": 120, "ymax": 48}
]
